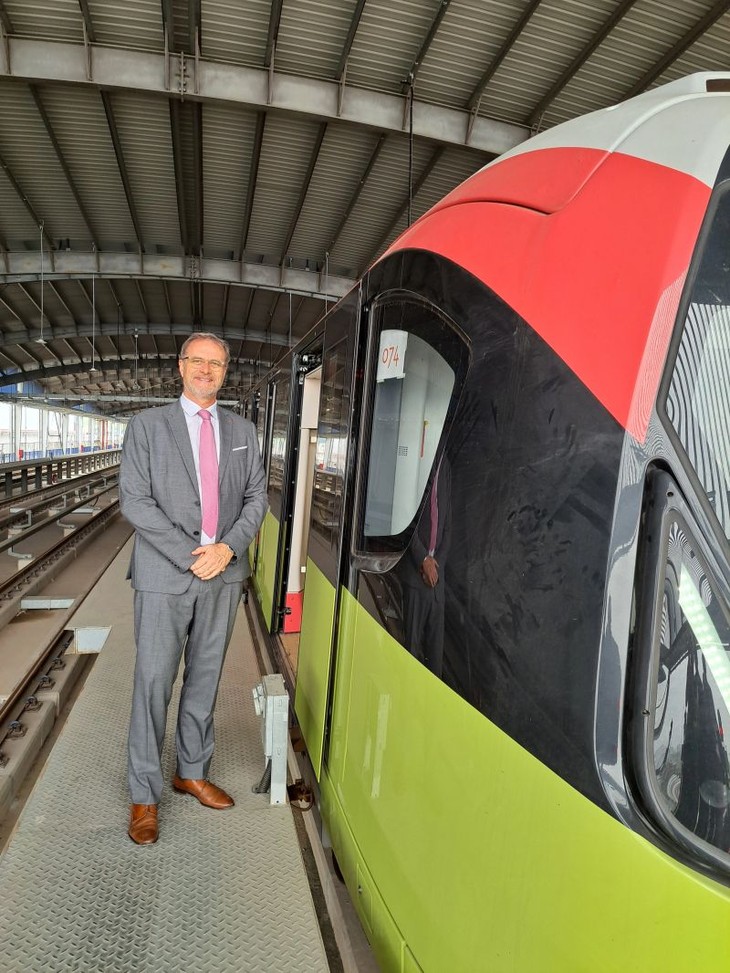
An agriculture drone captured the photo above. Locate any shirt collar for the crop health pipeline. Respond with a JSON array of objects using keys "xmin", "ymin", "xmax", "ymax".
[{"xmin": 180, "ymin": 394, "xmax": 218, "ymax": 419}]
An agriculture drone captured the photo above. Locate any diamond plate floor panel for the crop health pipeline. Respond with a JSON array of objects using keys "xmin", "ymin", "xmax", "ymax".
[{"xmin": 0, "ymin": 542, "xmax": 330, "ymax": 973}]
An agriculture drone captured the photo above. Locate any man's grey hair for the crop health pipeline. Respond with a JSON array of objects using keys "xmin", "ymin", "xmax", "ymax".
[{"xmin": 180, "ymin": 332, "xmax": 231, "ymax": 362}]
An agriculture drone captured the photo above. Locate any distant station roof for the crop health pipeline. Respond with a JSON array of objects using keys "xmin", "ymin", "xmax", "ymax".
[{"xmin": 0, "ymin": 0, "xmax": 728, "ymax": 413}]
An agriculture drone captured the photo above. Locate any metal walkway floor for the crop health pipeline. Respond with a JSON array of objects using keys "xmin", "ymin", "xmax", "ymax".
[{"xmin": 0, "ymin": 542, "xmax": 330, "ymax": 973}]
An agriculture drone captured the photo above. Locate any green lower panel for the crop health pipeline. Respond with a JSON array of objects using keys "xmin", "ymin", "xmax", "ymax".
[
  {"xmin": 321, "ymin": 588, "xmax": 730, "ymax": 972},
  {"xmin": 252, "ymin": 510, "xmax": 280, "ymax": 631},
  {"xmin": 294, "ymin": 558, "xmax": 336, "ymax": 779}
]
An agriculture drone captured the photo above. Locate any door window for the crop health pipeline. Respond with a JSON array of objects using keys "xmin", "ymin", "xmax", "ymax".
[
  {"xmin": 267, "ymin": 375, "xmax": 290, "ymax": 519},
  {"xmin": 358, "ymin": 297, "xmax": 469, "ymax": 558}
]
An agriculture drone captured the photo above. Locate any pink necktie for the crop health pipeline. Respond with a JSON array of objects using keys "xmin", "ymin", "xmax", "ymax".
[{"xmin": 198, "ymin": 409, "xmax": 218, "ymax": 538}]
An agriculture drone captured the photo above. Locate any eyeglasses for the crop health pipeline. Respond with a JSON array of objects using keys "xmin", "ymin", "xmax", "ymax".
[{"xmin": 180, "ymin": 356, "xmax": 227, "ymax": 370}]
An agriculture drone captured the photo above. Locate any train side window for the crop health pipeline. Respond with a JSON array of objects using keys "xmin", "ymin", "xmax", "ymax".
[
  {"xmin": 663, "ymin": 185, "xmax": 730, "ymax": 544},
  {"xmin": 632, "ymin": 471, "xmax": 730, "ymax": 873},
  {"xmin": 358, "ymin": 297, "xmax": 469, "ymax": 560},
  {"xmin": 267, "ymin": 375, "xmax": 291, "ymax": 519}
]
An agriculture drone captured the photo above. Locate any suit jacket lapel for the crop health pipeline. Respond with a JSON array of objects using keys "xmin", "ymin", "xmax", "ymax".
[
  {"xmin": 166, "ymin": 403, "xmax": 199, "ymax": 493},
  {"xmin": 217, "ymin": 407, "xmax": 233, "ymax": 483}
]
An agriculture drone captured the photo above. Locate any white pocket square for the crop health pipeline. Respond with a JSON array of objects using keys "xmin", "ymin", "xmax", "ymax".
[{"xmin": 232, "ymin": 445, "xmax": 248, "ymax": 452}]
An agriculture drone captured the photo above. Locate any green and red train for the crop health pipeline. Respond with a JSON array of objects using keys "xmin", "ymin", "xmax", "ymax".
[{"xmin": 248, "ymin": 74, "xmax": 730, "ymax": 971}]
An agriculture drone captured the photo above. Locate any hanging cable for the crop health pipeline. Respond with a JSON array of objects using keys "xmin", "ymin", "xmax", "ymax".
[
  {"xmin": 288, "ymin": 290, "xmax": 292, "ymax": 348},
  {"xmin": 37, "ymin": 222, "xmax": 45, "ymax": 344},
  {"xmin": 407, "ymin": 72, "xmax": 415, "ymax": 226},
  {"xmin": 90, "ymin": 255, "xmax": 96, "ymax": 373}
]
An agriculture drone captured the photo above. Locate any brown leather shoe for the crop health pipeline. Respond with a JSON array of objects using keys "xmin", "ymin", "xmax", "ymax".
[
  {"xmin": 172, "ymin": 775, "xmax": 234, "ymax": 809},
  {"xmin": 128, "ymin": 804, "xmax": 158, "ymax": 844}
]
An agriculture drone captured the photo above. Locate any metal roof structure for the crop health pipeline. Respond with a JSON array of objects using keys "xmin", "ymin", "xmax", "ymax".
[{"xmin": 0, "ymin": 0, "xmax": 728, "ymax": 414}]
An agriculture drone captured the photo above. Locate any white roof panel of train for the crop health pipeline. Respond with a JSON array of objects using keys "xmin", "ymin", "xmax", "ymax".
[{"xmin": 493, "ymin": 72, "xmax": 730, "ymax": 190}]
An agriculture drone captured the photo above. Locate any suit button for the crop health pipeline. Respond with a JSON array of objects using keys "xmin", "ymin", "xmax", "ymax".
[{"xmin": 193, "ymin": 530, "xmax": 200, "ymax": 536}]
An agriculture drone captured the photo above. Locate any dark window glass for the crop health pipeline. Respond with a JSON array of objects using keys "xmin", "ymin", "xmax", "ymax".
[
  {"xmin": 666, "ymin": 189, "xmax": 730, "ymax": 540},
  {"xmin": 652, "ymin": 521, "xmax": 730, "ymax": 855},
  {"xmin": 311, "ymin": 338, "xmax": 348, "ymax": 554},
  {"xmin": 359, "ymin": 299, "xmax": 469, "ymax": 557},
  {"xmin": 306, "ymin": 292, "xmax": 358, "ymax": 585},
  {"xmin": 635, "ymin": 478, "xmax": 730, "ymax": 869},
  {"xmin": 268, "ymin": 376, "xmax": 290, "ymax": 519}
]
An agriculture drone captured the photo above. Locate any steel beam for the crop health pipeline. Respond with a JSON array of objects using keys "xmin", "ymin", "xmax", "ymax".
[
  {"xmin": 0, "ymin": 319, "xmax": 291, "ymax": 350},
  {"xmin": 0, "ymin": 357, "xmax": 258, "ymax": 389},
  {"xmin": 622, "ymin": 0, "xmax": 730, "ymax": 100},
  {"xmin": 407, "ymin": 0, "xmax": 452, "ymax": 87},
  {"xmin": 525, "ymin": 0, "xmax": 640, "ymax": 126},
  {"xmin": 0, "ymin": 38, "xmax": 528, "ymax": 155},
  {"xmin": 0, "ymin": 251, "xmax": 354, "ymax": 301},
  {"xmin": 238, "ymin": 111, "xmax": 266, "ymax": 260},
  {"xmin": 100, "ymin": 90, "xmax": 145, "ymax": 251},
  {"xmin": 280, "ymin": 122, "xmax": 327, "ymax": 259},
  {"xmin": 465, "ymin": 0, "xmax": 542, "ymax": 112}
]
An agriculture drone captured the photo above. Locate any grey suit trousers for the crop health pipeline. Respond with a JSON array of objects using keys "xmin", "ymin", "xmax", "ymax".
[{"xmin": 128, "ymin": 576, "xmax": 243, "ymax": 804}]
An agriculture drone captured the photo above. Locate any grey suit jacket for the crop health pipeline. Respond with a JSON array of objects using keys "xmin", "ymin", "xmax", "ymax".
[{"xmin": 119, "ymin": 400, "xmax": 268, "ymax": 593}]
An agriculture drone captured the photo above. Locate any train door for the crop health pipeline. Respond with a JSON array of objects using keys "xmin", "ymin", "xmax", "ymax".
[
  {"xmin": 294, "ymin": 290, "xmax": 360, "ymax": 778},
  {"xmin": 274, "ymin": 351, "xmax": 323, "ymax": 675},
  {"xmin": 252, "ymin": 373, "xmax": 290, "ymax": 630},
  {"xmin": 246, "ymin": 390, "xmax": 264, "ymax": 574}
]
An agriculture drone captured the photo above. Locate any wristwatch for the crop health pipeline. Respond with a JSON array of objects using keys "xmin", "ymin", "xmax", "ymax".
[{"xmin": 222, "ymin": 543, "xmax": 237, "ymax": 561}]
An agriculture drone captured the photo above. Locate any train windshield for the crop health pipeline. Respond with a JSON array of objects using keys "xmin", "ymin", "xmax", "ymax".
[
  {"xmin": 665, "ymin": 186, "xmax": 730, "ymax": 542},
  {"xmin": 652, "ymin": 520, "xmax": 730, "ymax": 855}
]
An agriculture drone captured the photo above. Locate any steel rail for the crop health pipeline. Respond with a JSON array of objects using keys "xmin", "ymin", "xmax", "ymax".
[
  {"xmin": 0, "ymin": 470, "xmax": 119, "ymax": 533},
  {"xmin": 0, "ymin": 483, "xmax": 118, "ymax": 558}
]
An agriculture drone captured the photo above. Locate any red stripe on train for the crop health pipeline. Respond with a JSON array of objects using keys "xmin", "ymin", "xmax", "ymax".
[{"xmin": 386, "ymin": 148, "xmax": 710, "ymax": 441}]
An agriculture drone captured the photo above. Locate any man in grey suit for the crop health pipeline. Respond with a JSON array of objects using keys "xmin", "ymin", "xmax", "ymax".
[{"xmin": 119, "ymin": 332, "xmax": 268, "ymax": 845}]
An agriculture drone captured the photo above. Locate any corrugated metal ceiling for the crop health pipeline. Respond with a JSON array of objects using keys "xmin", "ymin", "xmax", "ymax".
[{"xmin": 0, "ymin": 0, "xmax": 727, "ymax": 413}]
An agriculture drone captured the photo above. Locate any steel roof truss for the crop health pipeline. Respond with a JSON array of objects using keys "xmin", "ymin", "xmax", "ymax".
[
  {"xmin": 466, "ymin": 0, "xmax": 543, "ymax": 115},
  {"xmin": 280, "ymin": 122, "xmax": 328, "ymax": 261},
  {"xmin": 0, "ymin": 40, "xmax": 527, "ymax": 156},
  {"xmin": 100, "ymin": 90, "xmax": 144, "ymax": 252},
  {"xmin": 623, "ymin": 0, "xmax": 730, "ymax": 100},
  {"xmin": 239, "ymin": 111, "xmax": 266, "ymax": 261},
  {"xmin": 30, "ymin": 85, "xmax": 99, "ymax": 246},
  {"xmin": 526, "ymin": 0, "xmax": 640, "ymax": 127}
]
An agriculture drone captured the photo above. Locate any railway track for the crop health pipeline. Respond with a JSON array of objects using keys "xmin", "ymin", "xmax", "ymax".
[{"xmin": 0, "ymin": 482, "xmax": 132, "ymax": 821}]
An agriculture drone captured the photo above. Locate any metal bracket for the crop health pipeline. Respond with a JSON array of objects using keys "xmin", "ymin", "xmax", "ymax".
[
  {"xmin": 251, "ymin": 674, "xmax": 289, "ymax": 805},
  {"xmin": 466, "ymin": 95, "xmax": 483, "ymax": 145},
  {"xmin": 267, "ymin": 46, "xmax": 275, "ymax": 105},
  {"xmin": 338, "ymin": 61, "xmax": 348, "ymax": 116},
  {"xmin": 7, "ymin": 720, "xmax": 25, "ymax": 739},
  {"xmin": 82, "ymin": 18, "xmax": 92, "ymax": 81},
  {"xmin": 24, "ymin": 696, "xmax": 41, "ymax": 712},
  {"xmin": 0, "ymin": 21, "xmax": 10, "ymax": 76},
  {"xmin": 402, "ymin": 85, "xmax": 413, "ymax": 130},
  {"xmin": 178, "ymin": 50, "xmax": 186, "ymax": 100},
  {"xmin": 194, "ymin": 27, "xmax": 200, "ymax": 95},
  {"xmin": 164, "ymin": 31, "xmax": 170, "ymax": 90}
]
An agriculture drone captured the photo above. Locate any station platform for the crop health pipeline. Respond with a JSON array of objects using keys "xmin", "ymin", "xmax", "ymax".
[{"xmin": 0, "ymin": 541, "xmax": 339, "ymax": 973}]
